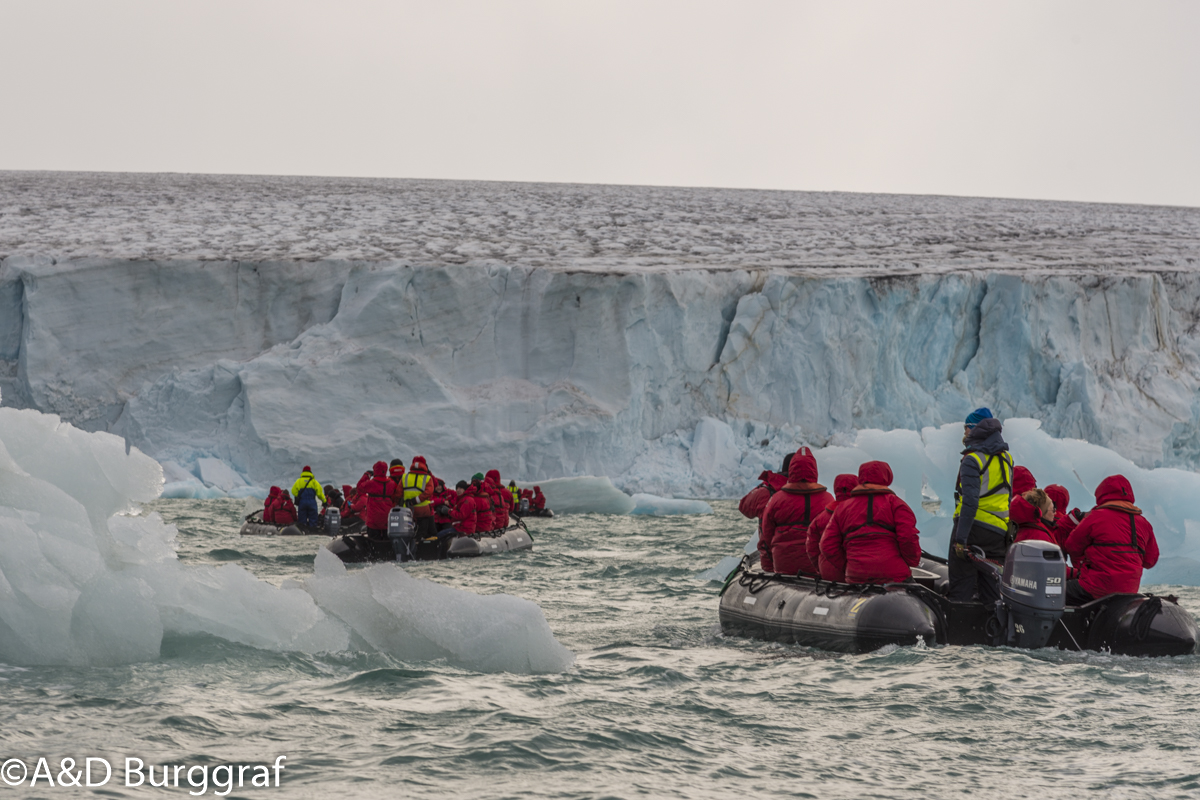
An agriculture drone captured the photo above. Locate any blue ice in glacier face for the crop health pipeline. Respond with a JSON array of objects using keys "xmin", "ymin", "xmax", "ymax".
[{"xmin": 6, "ymin": 255, "xmax": 1200, "ymax": 503}]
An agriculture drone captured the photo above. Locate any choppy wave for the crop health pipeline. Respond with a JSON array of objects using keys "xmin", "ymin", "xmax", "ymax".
[{"xmin": 4, "ymin": 497, "xmax": 1199, "ymax": 799}]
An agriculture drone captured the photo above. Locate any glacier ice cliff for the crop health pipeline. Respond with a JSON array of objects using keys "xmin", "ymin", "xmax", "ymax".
[{"xmin": 2, "ymin": 171, "xmax": 1200, "ymax": 501}]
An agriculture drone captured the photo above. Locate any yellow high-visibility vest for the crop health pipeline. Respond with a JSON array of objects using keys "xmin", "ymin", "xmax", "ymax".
[
  {"xmin": 954, "ymin": 451, "xmax": 1014, "ymax": 530},
  {"xmin": 402, "ymin": 472, "xmax": 431, "ymax": 506}
]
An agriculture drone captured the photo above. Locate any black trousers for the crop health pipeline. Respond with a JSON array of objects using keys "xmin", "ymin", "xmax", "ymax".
[
  {"xmin": 947, "ymin": 524, "xmax": 1007, "ymax": 604},
  {"xmin": 1066, "ymin": 579, "xmax": 1094, "ymax": 606},
  {"xmin": 415, "ymin": 514, "xmax": 437, "ymax": 539}
]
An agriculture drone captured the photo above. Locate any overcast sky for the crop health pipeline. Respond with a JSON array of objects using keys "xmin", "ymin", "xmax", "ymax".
[{"xmin": 2, "ymin": 0, "xmax": 1197, "ymax": 207}]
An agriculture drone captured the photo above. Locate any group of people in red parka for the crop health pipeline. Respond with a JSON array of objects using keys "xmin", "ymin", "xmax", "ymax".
[
  {"xmin": 1001, "ymin": 467, "xmax": 1159, "ymax": 603},
  {"xmin": 262, "ymin": 486, "xmax": 298, "ymax": 525},
  {"xmin": 741, "ymin": 447, "xmax": 922, "ymax": 585},
  {"xmin": 264, "ymin": 456, "xmax": 545, "ymax": 543},
  {"xmin": 740, "ymin": 411, "xmax": 1160, "ymax": 604}
]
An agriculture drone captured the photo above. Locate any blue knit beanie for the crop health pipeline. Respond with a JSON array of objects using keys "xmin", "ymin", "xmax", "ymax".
[{"xmin": 965, "ymin": 407, "xmax": 993, "ymax": 426}]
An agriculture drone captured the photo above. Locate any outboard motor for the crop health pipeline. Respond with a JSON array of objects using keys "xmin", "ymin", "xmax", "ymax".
[
  {"xmin": 387, "ymin": 506, "xmax": 416, "ymax": 562},
  {"xmin": 995, "ymin": 540, "xmax": 1066, "ymax": 648},
  {"xmin": 519, "ymin": 498, "xmax": 530, "ymax": 514},
  {"xmin": 325, "ymin": 506, "xmax": 341, "ymax": 537}
]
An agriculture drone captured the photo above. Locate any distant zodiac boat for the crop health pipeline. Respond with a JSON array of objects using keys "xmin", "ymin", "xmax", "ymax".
[
  {"xmin": 325, "ymin": 507, "xmax": 533, "ymax": 563},
  {"xmin": 719, "ymin": 544, "xmax": 1197, "ymax": 657}
]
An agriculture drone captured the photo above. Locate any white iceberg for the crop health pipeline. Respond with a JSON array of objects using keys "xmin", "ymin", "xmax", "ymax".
[
  {"xmin": 0, "ymin": 403, "xmax": 573, "ymax": 671},
  {"xmin": 630, "ymin": 494, "xmax": 713, "ymax": 516}
]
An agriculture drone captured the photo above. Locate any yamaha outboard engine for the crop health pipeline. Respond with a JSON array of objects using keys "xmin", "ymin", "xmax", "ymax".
[
  {"xmin": 519, "ymin": 498, "xmax": 530, "ymax": 514},
  {"xmin": 325, "ymin": 506, "xmax": 341, "ymax": 537},
  {"xmin": 996, "ymin": 540, "xmax": 1066, "ymax": 648},
  {"xmin": 387, "ymin": 506, "xmax": 416, "ymax": 562}
]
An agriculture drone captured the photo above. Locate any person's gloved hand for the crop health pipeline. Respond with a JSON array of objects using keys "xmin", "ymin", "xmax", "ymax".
[
  {"xmin": 1068, "ymin": 508, "xmax": 1086, "ymax": 525},
  {"xmin": 953, "ymin": 542, "xmax": 969, "ymax": 560}
]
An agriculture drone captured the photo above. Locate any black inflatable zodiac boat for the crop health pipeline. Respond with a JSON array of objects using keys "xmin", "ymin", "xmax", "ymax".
[
  {"xmin": 325, "ymin": 507, "xmax": 533, "ymax": 563},
  {"xmin": 719, "ymin": 543, "xmax": 1197, "ymax": 657}
]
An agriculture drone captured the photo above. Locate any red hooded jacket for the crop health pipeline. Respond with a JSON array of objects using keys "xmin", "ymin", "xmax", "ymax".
[
  {"xmin": 483, "ymin": 471, "xmax": 509, "ymax": 529},
  {"xmin": 451, "ymin": 485, "xmax": 481, "ymax": 535},
  {"xmin": 1012, "ymin": 466, "xmax": 1038, "ymax": 495},
  {"xmin": 1010, "ymin": 495, "xmax": 1058, "ymax": 546},
  {"xmin": 532, "ymin": 487, "xmax": 546, "ymax": 510},
  {"xmin": 352, "ymin": 461, "xmax": 398, "ymax": 531},
  {"xmin": 263, "ymin": 487, "xmax": 281, "ymax": 523},
  {"xmin": 274, "ymin": 493, "xmax": 297, "ymax": 526},
  {"xmin": 820, "ymin": 461, "xmax": 921, "ymax": 584},
  {"xmin": 1011, "ymin": 495, "xmax": 1078, "ymax": 578},
  {"xmin": 387, "ymin": 463, "xmax": 407, "ymax": 503},
  {"xmin": 808, "ymin": 474, "xmax": 859, "ymax": 576},
  {"xmin": 488, "ymin": 470, "xmax": 514, "ymax": 512},
  {"xmin": 1044, "ymin": 484, "xmax": 1072, "ymax": 546},
  {"xmin": 1065, "ymin": 476, "xmax": 1159, "ymax": 598},
  {"xmin": 739, "ymin": 470, "xmax": 789, "ymax": 522},
  {"xmin": 760, "ymin": 448, "xmax": 832, "ymax": 574},
  {"xmin": 1044, "ymin": 484, "xmax": 1069, "ymax": 515},
  {"xmin": 430, "ymin": 480, "xmax": 454, "ymax": 526}
]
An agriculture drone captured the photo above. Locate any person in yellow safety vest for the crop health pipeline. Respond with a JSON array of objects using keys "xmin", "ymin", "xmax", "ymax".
[
  {"xmin": 291, "ymin": 466, "xmax": 327, "ymax": 529},
  {"xmin": 508, "ymin": 480, "xmax": 521, "ymax": 508},
  {"xmin": 948, "ymin": 408, "xmax": 1014, "ymax": 603},
  {"xmin": 403, "ymin": 455, "xmax": 439, "ymax": 540}
]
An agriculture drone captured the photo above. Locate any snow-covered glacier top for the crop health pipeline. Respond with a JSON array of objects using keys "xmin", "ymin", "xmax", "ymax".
[
  {"xmin": 2, "ymin": 171, "xmax": 1198, "ymax": 272},
  {"xmin": 4, "ymin": 171, "xmax": 1200, "ymax": 516}
]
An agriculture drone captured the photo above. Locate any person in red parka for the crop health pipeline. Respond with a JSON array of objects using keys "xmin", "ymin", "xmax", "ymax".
[
  {"xmin": 475, "ymin": 474, "xmax": 498, "ymax": 528},
  {"xmin": 484, "ymin": 470, "xmax": 508, "ymax": 530},
  {"xmin": 262, "ymin": 486, "xmax": 281, "ymax": 523},
  {"xmin": 820, "ymin": 460, "xmax": 921, "ymax": 584},
  {"xmin": 450, "ymin": 480, "xmax": 480, "ymax": 534},
  {"xmin": 760, "ymin": 448, "xmax": 832, "ymax": 575},
  {"xmin": 387, "ymin": 460, "xmax": 407, "ymax": 503},
  {"xmin": 1044, "ymin": 484, "xmax": 1069, "ymax": 518},
  {"xmin": 430, "ymin": 478, "xmax": 455, "ymax": 530},
  {"xmin": 807, "ymin": 474, "xmax": 858, "ymax": 577},
  {"xmin": 1044, "ymin": 483, "xmax": 1078, "ymax": 546},
  {"xmin": 488, "ymin": 469, "xmax": 514, "ymax": 517},
  {"xmin": 470, "ymin": 473, "xmax": 498, "ymax": 531},
  {"xmin": 1012, "ymin": 466, "xmax": 1038, "ymax": 495},
  {"xmin": 1011, "ymin": 490, "xmax": 1058, "ymax": 545},
  {"xmin": 352, "ymin": 460, "xmax": 398, "ymax": 536},
  {"xmin": 1064, "ymin": 475, "xmax": 1159, "ymax": 603},
  {"xmin": 739, "ymin": 453, "xmax": 794, "ymax": 529},
  {"xmin": 531, "ymin": 486, "xmax": 546, "ymax": 510},
  {"xmin": 274, "ymin": 492, "xmax": 297, "ymax": 526}
]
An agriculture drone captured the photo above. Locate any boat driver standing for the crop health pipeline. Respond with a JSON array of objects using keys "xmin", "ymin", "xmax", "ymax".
[{"xmin": 948, "ymin": 408, "xmax": 1013, "ymax": 603}]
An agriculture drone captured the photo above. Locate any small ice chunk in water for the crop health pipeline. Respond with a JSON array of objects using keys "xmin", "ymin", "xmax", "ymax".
[
  {"xmin": 529, "ymin": 476, "xmax": 636, "ymax": 515},
  {"xmin": 305, "ymin": 550, "xmax": 574, "ymax": 673},
  {"xmin": 630, "ymin": 494, "xmax": 713, "ymax": 515}
]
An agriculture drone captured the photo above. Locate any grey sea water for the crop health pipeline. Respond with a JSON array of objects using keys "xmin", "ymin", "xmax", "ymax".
[{"xmin": 4, "ymin": 499, "xmax": 1199, "ymax": 799}]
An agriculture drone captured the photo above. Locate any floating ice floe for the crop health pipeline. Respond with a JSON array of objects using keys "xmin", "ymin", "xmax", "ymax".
[
  {"xmin": 0, "ymin": 403, "xmax": 573, "ymax": 671},
  {"xmin": 630, "ymin": 494, "xmax": 713, "ymax": 516},
  {"xmin": 157, "ymin": 457, "xmax": 266, "ymax": 499},
  {"xmin": 518, "ymin": 477, "xmax": 711, "ymax": 516}
]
